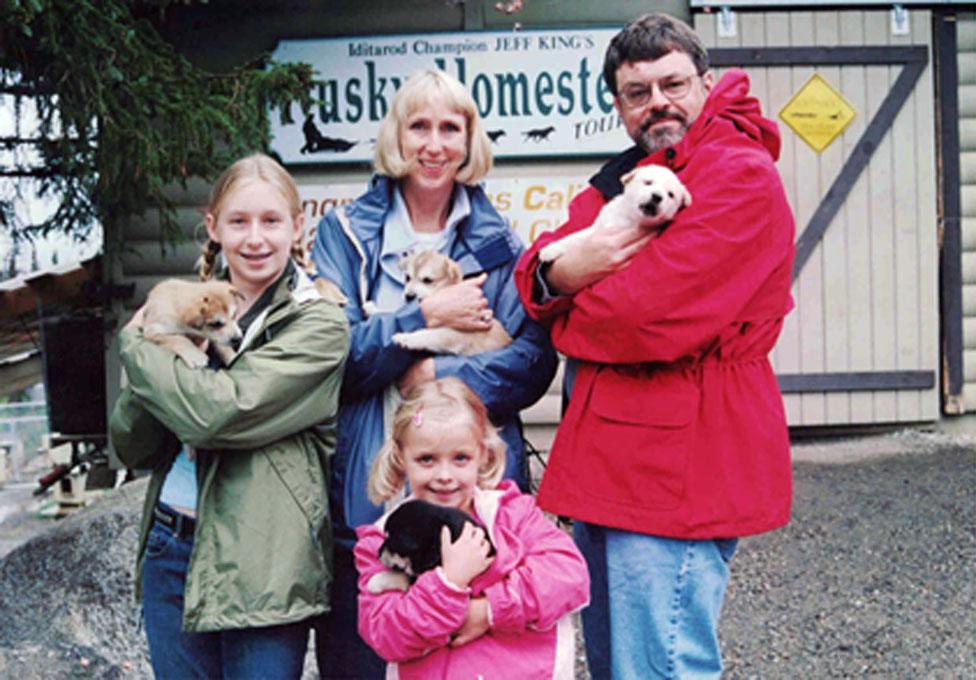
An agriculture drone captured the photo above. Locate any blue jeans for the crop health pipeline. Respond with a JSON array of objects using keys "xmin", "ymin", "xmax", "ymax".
[
  {"xmin": 142, "ymin": 511, "xmax": 311, "ymax": 680},
  {"xmin": 574, "ymin": 521, "xmax": 737, "ymax": 680}
]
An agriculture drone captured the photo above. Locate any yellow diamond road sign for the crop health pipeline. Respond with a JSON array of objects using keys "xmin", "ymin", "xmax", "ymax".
[{"xmin": 779, "ymin": 74, "xmax": 856, "ymax": 153}]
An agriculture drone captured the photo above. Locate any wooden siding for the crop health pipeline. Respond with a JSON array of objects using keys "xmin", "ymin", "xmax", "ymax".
[
  {"xmin": 959, "ymin": 12, "xmax": 976, "ymax": 411},
  {"xmin": 115, "ymin": 8, "xmax": 944, "ymax": 435},
  {"xmin": 695, "ymin": 9, "xmax": 940, "ymax": 426}
]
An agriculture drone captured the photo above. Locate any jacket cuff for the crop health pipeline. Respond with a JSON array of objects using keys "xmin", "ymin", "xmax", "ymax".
[
  {"xmin": 483, "ymin": 581, "xmax": 520, "ymax": 632},
  {"xmin": 534, "ymin": 262, "xmax": 565, "ymax": 304},
  {"xmin": 118, "ymin": 327, "xmax": 142, "ymax": 353},
  {"xmin": 394, "ymin": 301, "xmax": 428, "ymax": 333},
  {"xmin": 435, "ymin": 567, "xmax": 471, "ymax": 594},
  {"xmin": 518, "ymin": 255, "xmax": 575, "ymax": 320}
]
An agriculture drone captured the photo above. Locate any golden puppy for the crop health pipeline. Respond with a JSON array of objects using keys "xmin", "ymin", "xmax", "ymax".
[
  {"xmin": 392, "ymin": 251, "xmax": 511, "ymax": 356},
  {"xmin": 539, "ymin": 164, "xmax": 691, "ymax": 263},
  {"xmin": 142, "ymin": 279, "xmax": 244, "ymax": 368}
]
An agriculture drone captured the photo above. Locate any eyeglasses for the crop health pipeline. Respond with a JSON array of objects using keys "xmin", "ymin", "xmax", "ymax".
[{"xmin": 617, "ymin": 74, "xmax": 700, "ymax": 109}]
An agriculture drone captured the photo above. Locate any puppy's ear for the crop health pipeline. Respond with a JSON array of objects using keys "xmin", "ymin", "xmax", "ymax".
[
  {"xmin": 186, "ymin": 307, "xmax": 206, "ymax": 330},
  {"xmin": 679, "ymin": 185, "xmax": 693, "ymax": 208},
  {"xmin": 445, "ymin": 259, "xmax": 462, "ymax": 285},
  {"xmin": 619, "ymin": 169, "xmax": 636, "ymax": 187}
]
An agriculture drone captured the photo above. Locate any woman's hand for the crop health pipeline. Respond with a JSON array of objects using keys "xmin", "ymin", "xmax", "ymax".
[
  {"xmin": 397, "ymin": 358, "xmax": 435, "ymax": 396},
  {"xmin": 419, "ymin": 273, "xmax": 494, "ymax": 332},
  {"xmin": 440, "ymin": 523, "xmax": 493, "ymax": 589},
  {"xmin": 450, "ymin": 597, "xmax": 490, "ymax": 647},
  {"xmin": 544, "ymin": 224, "xmax": 655, "ymax": 295}
]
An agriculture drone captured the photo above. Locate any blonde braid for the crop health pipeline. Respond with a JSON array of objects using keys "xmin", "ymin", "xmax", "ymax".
[
  {"xmin": 291, "ymin": 240, "xmax": 314, "ymax": 274},
  {"xmin": 198, "ymin": 238, "xmax": 222, "ymax": 281}
]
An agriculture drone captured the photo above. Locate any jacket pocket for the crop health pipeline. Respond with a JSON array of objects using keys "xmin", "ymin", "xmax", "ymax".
[
  {"xmin": 144, "ymin": 522, "xmax": 177, "ymax": 559},
  {"xmin": 580, "ymin": 366, "xmax": 698, "ymax": 511}
]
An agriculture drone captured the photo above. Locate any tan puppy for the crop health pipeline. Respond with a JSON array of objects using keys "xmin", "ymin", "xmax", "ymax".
[
  {"xmin": 142, "ymin": 279, "xmax": 244, "ymax": 368},
  {"xmin": 539, "ymin": 164, "xmax": 691, "ymax": 263},
  {"xmin": 392, "ymin": 251, "xmax": 512, "ymax": 356}
]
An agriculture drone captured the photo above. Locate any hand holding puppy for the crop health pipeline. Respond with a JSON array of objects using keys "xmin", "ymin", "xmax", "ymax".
[
  {"xmin": 439, "ymin": 523, "xmax": 494, "ymax": 588},
  {"xmin": 419, "ymin": 273, "xmax": 491, "ymax": 332},
  {"xmin": 544, "ymin": 225, "xmax": 657, "ymax": 295},
  {"xmin": 539, "ymin": 165, "xmax": 691, "ymax": 295},
  {"xmin": 450, "ymin": 597, "xmax": 491, "ymax": 648}
]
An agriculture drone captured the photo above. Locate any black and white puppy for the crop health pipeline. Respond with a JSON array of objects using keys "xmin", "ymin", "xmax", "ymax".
[{"xmin": 366, "ymin": 499, "xmax": 495, "ymax": 594}]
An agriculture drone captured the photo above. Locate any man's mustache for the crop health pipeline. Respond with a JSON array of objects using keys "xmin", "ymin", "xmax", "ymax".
[{"xmin": 641, "ymin": 111, "xmax": 687, "ymax": 131}]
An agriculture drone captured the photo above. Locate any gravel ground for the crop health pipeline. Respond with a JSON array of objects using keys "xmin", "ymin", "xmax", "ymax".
[
  {"xmin": 0, "ymin": 429, "xmax": 972, "ymax": 679},
  {"xmin": 719, "ymin": 431, "xmax": 975, "ymax": 679}
]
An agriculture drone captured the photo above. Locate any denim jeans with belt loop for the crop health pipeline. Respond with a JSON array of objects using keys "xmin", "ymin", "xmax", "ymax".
[
  {"xmin": 141, "ymin": 502, "xmax": 311, "ymax": 680},
  {"xmin": 574, "ymin": 520, "xmax": 738, "ymax": 680}
]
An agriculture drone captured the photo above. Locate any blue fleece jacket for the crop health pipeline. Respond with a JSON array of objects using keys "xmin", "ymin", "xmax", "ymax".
[{"xmin": 311, "ymin": 176, "xmax": 557, "ymax": 544}]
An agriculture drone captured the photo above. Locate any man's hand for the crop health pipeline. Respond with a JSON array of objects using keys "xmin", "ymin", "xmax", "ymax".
[
  {"xmin": 450, "ymin": 597, "xmax": 490, "ymax": 647},
  {"xmin": 544, "ymin": 224, "xmax": 655, "ymax": 295},
  {"xmin": 397, "ymin": 357, "xmax": 435, "ymax": 396},
  {"xmin": 440, "ymin": 523, "xmax": 494, "ymax": 589},
  {"xmin": 419, "ymin": 273, "xmax": 493, "ymax": 331}
]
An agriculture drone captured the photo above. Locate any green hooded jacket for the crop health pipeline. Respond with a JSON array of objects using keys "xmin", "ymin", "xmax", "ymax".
[{"xmin": 109, "ymin": 267, "xmax": 349, "ymax": 632}]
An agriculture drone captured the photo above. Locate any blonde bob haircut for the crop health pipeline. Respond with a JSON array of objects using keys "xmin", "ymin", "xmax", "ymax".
[
  {"xmin": 367, "ymin": 377, "xmax": 506, "ymax": 505},
  {"xmin": 373, "ymin": 69, "xmax": 493, "ymax": 186}
]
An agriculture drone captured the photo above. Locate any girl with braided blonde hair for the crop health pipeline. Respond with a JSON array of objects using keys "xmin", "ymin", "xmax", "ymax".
[
  {"xmin": 111, "ymin": 152, "xmax": 349, "ymax": 679},
  {"xmin": 197, "ymin": 153, "xmax": 308, "ymax": 286}
]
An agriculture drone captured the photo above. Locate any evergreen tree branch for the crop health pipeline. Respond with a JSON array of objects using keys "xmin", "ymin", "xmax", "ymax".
[{"xmin": 0, "ymin": 0, "xmax": 317, "ymax": 255}]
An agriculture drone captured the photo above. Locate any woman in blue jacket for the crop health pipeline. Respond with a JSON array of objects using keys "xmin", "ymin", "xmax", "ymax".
[{"xmin": 310, "ymin": 69, "xmax": 557, "ymax": 678}]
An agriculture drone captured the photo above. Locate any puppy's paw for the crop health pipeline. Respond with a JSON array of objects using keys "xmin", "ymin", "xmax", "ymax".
[
  {"xmin": 392, "ymin": 331, "xmax": 424, "ymax": 351},
  {"xmin": 367, "ymin": 570, "xmax": 411, "ymax": 594},
  {"xmin": 175, "ymin": 347, "xmax": 209, "ymax": 368},
  {"xmin": 362, "ymin": 301, "xmax": 378, "ymax": 318}
]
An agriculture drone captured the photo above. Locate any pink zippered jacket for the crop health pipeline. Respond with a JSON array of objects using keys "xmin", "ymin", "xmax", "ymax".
[{"xmin": 354, "ymin": 481, "xmax": 590, "ymax": 680}]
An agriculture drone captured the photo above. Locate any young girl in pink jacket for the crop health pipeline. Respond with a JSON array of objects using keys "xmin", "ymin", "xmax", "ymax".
[{"xmin": 354, "ymin": 377, "xmax": 589, "ymax": 680}]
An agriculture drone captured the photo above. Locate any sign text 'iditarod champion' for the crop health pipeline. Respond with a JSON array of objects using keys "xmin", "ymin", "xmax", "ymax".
[{"xmin": 270, "ymin": 28, "xmax": 630, "ymax": 164}]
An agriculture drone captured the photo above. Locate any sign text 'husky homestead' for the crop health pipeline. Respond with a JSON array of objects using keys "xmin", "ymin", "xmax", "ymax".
[{"xmin": 270, "ymin": 28, "xmax": 630, "ymax": 164}]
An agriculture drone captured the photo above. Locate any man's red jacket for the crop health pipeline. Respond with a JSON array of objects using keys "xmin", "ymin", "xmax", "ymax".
[{"xmin": 515, "ymin": 70, "xmax": 795, "ymax": 538}]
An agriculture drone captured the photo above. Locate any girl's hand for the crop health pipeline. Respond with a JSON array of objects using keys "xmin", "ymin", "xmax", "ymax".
[
  {"xmin": 419, "ymin": 273, "xmax": 493, "ymax": 332},
  {"xmin": 440, "ymin": 523, "xmax": 493, "ymax": 589},
  {"xmin": 124, "ymin": 305, "xmax": 147, "ymax": 332},
  {"xmin": 450, "ymin": 597, "xmax": 490, "ymax": 647}
]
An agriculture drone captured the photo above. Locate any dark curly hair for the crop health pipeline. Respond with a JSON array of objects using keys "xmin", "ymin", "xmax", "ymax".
[{"xmin": 603, "ymin": 13, "xmax": 710, "ymax": 96}]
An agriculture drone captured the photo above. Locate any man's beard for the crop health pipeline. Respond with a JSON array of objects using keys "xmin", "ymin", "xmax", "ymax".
[{"xmin": 636, "ymin": 111, "xmax": 690, "ymax": 154}]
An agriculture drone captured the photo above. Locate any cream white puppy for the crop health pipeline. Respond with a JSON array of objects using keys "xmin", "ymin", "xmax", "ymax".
[
  {"xmin": 391, "ymin": 251, "xmax": 512, "ymax": 356},
  {"xmin": 142, "ymin": 279, "xmax": 244, "ymax": 368},
  {"xmin": 539, "ymin": 164, "xmax": 691, "ymax": 263}
]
